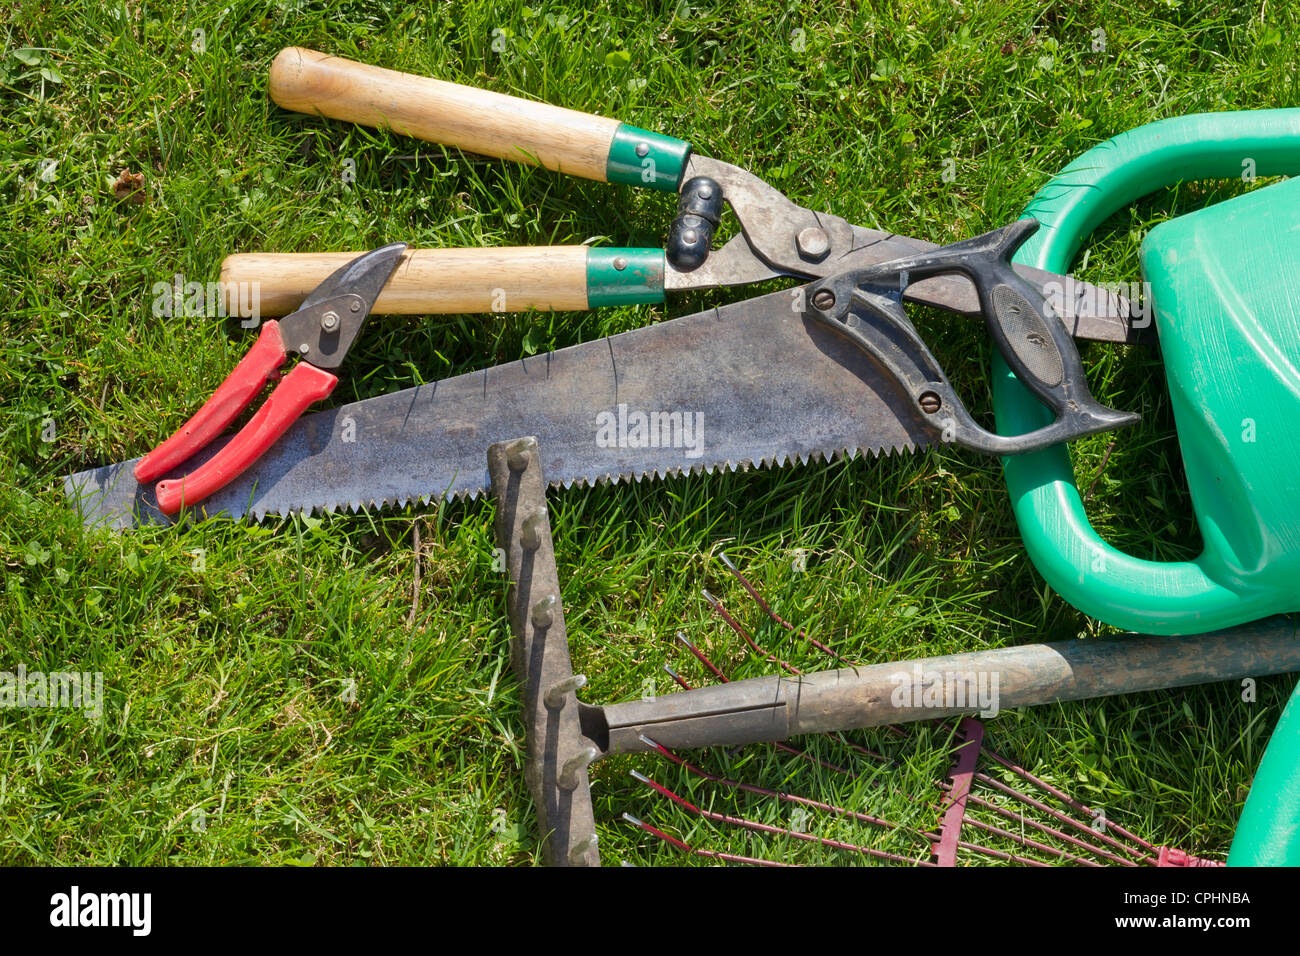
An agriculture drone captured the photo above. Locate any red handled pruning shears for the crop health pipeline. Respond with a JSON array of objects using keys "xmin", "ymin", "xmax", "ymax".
[{"xmin": 133, "ymin": 243, "xmax": 407, "ymax": 514}]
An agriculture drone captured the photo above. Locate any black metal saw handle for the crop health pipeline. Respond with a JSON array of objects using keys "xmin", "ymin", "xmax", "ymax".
[{"xmin": 802, "ymin": 218, "xmax": 1139, "ymax": 456}]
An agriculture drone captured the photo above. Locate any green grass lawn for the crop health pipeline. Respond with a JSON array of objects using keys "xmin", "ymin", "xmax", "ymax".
[{"xmin": 2, "ymin": 0, "xmax": 1297, "ymax": 865}]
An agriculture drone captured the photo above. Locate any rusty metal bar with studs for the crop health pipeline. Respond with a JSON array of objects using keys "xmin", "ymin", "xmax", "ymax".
[
  {"xmin": 488, "ymin": 436, "xmax": 603, "ymax": 867},
  {"xmin": 488, "ymin": 438, "xmax": 1300, "ymax": 864}
]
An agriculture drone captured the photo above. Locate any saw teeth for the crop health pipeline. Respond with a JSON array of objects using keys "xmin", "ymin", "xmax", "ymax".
[{"xmin": 115, "ymin": 434, "xmax": 929, "ymax": 527}]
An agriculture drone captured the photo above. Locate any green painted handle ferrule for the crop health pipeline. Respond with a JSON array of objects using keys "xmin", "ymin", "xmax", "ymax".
[
  {"xmin": 586, "ymin": 248, "xmax": 666, "ymax": 307},
  {"xmin": 605, "ymin": 124, "xmax": 690, "ymax": 192}
]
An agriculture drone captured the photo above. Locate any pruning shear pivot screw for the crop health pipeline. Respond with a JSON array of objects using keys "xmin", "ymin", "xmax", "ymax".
[{"xmin": 133, "ymin": 243, "xmax": 407, "ymax": 514}]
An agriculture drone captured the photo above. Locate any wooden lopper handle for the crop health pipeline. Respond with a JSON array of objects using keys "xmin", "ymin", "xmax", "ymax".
[
  {"xmin": 268, "ymin": 47, "xmax": 688, "ymax": 189},
  {"xmin": 220, "ymin": 247, "xmax": 666, "ymax": 316}
]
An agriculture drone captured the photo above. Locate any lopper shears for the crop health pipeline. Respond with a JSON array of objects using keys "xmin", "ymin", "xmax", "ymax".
[{"xmin": 226, "ymin": 48, "xmax": 1142, "ymax": 341}]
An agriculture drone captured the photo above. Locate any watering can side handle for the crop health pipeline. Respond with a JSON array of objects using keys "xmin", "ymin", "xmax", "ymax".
[{"xmin": 992, "ymin": 109, "xmax": 1300, "ymax": 635}]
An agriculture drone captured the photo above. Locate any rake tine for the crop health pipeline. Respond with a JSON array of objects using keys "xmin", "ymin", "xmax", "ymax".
[
  {"xmin": 718, "ymin": 552, "xmax": 849, "ymax": 663},
  {"xmin": 945, "ymin": 837, "xmax": 1053, "ymax": 867},
  {"xmin": 968, "ymin": 772, "xmax": 1152, "ymax": 864},
  {"xmin": 954, "ymin": 816, "xmax": 1106, "ymax": 867},
  {"xmin": 675, "ymin": 631, "xmax": 728, "ymax": 682},
  {"xmin": 942, "ymin": 719, "xmax": 1147, "ymax": 865},
  {"xmin": 979, "ymin": 748, "xmax": 1158, "ymax": 860},
  {"xmin": 632, "ymin": 770, "xmax": 935, "ymax": 866},
  {"xmin": 703, "ymin": 565, "xmax": 890, "ymax": 760},
  {"xmin": 770, "ymin": 743, "xmax": 861, "ymax": 778},
  {"xmin": 663, "ymin": 663, "xmax": 691, "ymax": 691},
  {"xmin": 702, "ymin": 589, "xmax": 803, "ymax": 675},
  {"xmin": 641, "ymin": 735, "xmax": 907, "ymax": 835},
  {"xmin": 622, "ymin": 813, "xmax": 792, "ymax": 866},
  {"xmin": 943, "ymin": 783, "xmax": 1140, "ymax": 866}
]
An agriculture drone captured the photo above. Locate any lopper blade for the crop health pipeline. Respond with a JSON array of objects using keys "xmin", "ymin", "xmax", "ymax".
[{"xmin": 65, "ymin": 288, "xmax": 932, "ymax": 529}]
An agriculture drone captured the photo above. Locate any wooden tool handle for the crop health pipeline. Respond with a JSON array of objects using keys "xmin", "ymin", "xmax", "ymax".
[
  {"xmin": 270, "ymin": 47, "xmax": 619, "ymax": 179},
  {"xmin": 221, "ymin": 247, "xmax": 591, "ymax": 316}
]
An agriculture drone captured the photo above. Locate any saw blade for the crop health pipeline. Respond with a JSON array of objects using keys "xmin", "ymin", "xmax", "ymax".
[{"xmin": 65, "ymin": 288, "xmax": 932, "ymax": 529}]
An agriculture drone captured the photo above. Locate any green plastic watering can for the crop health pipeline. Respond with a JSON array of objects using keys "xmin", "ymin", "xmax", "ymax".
[
  {"xmin": 995, "ymin": 111, "xmax": 1300, "ymax": 866},
  {"xmin": 994, "ymin": 110, "xmax": 1300, "ymax": 637}
]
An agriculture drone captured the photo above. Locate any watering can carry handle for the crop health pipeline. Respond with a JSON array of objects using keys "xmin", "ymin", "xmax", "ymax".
[{"xmin": 992, "ymin": 109, "xmax": 1300, "ymax": 635}]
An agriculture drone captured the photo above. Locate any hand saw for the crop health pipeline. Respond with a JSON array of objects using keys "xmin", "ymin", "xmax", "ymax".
[
  {"xmin": 64, "ymin": 49, "xmax": 1143, "ymax": 528},
  {"xmin": 66, "ymin": 220, "xmax": 1138, "ymax": 528}
]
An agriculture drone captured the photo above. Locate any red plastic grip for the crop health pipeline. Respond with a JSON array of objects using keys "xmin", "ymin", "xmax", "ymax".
[
  {"xmin": 154, "ymin": 362, "xmax": 339, "ymax": 515},
  {"xmin": 134, "ymin": 321, "xmax": 289, "ymax": 484}
]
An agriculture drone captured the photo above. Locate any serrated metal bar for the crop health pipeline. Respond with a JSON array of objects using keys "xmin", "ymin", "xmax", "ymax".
[
  {"xmin": 931, "ymin": 717, "xmax": 983, "ymax": 866},
  {"xmin": 488, "ymin": 436, "xmax": 600, "ymax": 867}
]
